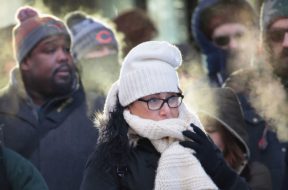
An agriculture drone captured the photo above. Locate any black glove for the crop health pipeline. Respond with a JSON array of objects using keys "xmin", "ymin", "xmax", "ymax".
[{"xmin": 179, "ymin": 123, "xmax": 240, "ymax": 189}]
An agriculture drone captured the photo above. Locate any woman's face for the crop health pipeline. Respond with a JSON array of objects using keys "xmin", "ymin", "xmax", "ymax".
[
  {"xmin": 207, "ymin": 131, "xmax": 225, "ymax": 152},
  {"xmin": 212, "ymin": 23, "xmax": 248, "ymax": 50},
  {"xmin": 128, "ymin": 92, "xmax": 181, "ymax": 121}
]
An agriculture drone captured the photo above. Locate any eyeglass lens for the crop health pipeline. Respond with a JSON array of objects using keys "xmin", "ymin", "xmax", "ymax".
[{"xmin": 139, "ymin": 95, "xmax": 183, "ymax": 110}]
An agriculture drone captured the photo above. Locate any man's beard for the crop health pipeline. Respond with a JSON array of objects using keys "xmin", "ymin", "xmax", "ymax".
[
  {"xmin": 271, "ymin": 47, "xmax": 288, "ymax": 82},
  {"xmin": 32, "ymin": 64, "xmax": 76, "ymax": 99},
  {"xmin": 50, "ymin": 64, "xmax": 76, "ymax": 97},
  {"xmin": 226, "ymin": 50, "xmax": 252, "ymax": 75}
]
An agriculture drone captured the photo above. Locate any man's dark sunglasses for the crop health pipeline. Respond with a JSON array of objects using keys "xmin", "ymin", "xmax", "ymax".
[
  {"xmin": 212, "ymin": 32, "xmax": 245, "ymax": 47},
  {"xmin": 267, "ymin": 29, "xmax": 288, "ymax": 43}
]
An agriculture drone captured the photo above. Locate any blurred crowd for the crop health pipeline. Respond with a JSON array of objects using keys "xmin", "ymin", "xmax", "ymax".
[{"xmin": 0, "ymin": 0, "xmax": 288, "ymax": 190}]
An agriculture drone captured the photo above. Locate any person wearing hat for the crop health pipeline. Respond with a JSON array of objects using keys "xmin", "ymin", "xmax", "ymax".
[
  {"xmin": 193, "ymin": 1, "xmax": 285, "ymax": 190},
  {"xmin": 222, "ymin": 67, "xmax": 286, "ymax": 190},
  {"xmin": 198, "ymin": 88, "xmax": 272, "ymax": 190},
  {"xmin": 65, "ymin": 11, "xmax": 121, "ymax": 114},
  {"xmin": 261, "ymin": 0, "xmax": 288, "ymax": 189},
  {"xmin": 80, "ymin": 41, "xmax": 250, "ymax": 190},
  {"xmin": 261, "ymin": 0, "xmax": 288, "ymax": 87},
  {"xmin": 0, "ymin": 6, "xmax": 98, "ymax": 190},
  {"xmin": 192, "ymin": 0, "xmax": 258, "ymax": 87}
]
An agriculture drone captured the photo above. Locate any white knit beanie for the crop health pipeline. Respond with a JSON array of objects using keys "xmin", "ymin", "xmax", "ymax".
[{"xmin": 118, "ymin": 41, "xmax": 182, "ymax": 106}]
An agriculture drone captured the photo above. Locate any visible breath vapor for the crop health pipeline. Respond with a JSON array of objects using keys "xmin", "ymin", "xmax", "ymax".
[
  {"xmin": 179, "ymin": 57, "xmax": 218, "ymax": 119},
  {"xmin": 249, "ymin": 63, "xmax": 288, "ymax": 141},
  {"xmin": 0, "ymin": 25, "xmax": 16, "ymax": 88}
]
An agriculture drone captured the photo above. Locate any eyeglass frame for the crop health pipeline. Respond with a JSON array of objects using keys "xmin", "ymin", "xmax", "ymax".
[{"xmin": 137, "ymin": 93, "xmax": 184, "ymax": 111}]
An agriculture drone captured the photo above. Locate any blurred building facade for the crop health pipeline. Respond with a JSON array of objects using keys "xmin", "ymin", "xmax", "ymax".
[{"xmin": 1, "ymin": 0, "xmax": 262, "ymax": 44}]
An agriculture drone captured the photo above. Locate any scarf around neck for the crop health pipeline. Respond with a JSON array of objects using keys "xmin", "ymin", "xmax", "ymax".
[{"xmin": 123, "ymin": 104, "xmax": 218, "ymax": 190}]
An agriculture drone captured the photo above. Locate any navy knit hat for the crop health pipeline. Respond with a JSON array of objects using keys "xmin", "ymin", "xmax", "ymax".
[
  {"xmin": 13, "ymin": 6, "xmax": 70, "ymax": 64},
  {"xmin": 65, "ymin": 12, "xmax": 118, "ymax": 61},
  {"xmin": 261, "ymin": 0, "xmax": 288, "ymax": 31}
]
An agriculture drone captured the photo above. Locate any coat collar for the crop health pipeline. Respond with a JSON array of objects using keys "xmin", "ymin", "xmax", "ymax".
[{"xmin": 0, "ymin": 67, "xmax": 84, "ymax": 125}]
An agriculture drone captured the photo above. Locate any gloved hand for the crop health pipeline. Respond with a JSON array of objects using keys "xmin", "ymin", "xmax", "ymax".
[
  {"xmin": 180, "ymin": 123, "xmax": 222, "ymax": 175},
  {"xmin": 179, "ymin": 123, "xmax": 242, "ymax": 189}
]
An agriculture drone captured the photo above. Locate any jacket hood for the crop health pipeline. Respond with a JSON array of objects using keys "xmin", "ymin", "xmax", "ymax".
[
  {"xmin": 192, "ymin": 0, "xmax": 229, "ymax": 86},
  {"xmin": 261, "ymin": 0, "xmax": 288, "ymax": 32},
  {"xmin": 192, "ymin": 0, "xmax": 257, "ymax": 86},
  {"xmin": 198, "ymin": 88, "xmax": 250, "ymax": 159}
]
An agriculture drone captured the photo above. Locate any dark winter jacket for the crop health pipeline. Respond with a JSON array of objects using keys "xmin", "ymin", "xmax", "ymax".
[
  {"xmin": 0, "ymin": 135, "xmax": 11, "ymax": 190},
  {"xmin": 198, "ymin": 87, "xmax": 272, "ymax": 190},
  {"xmin": 80, "ymin": 100, "xmax": 251, "ymax": 190},
  {"xmin": 282, "ymin": 148, "xmax": 288, "ymax": 190},
  {"xmin": 0, "ymin": 68, "xmax": 98, "ymax": 190},
  {"xmin": 0, "ymin": 145, "xmax": 49, "ymax": 190},
  {"xmin": 81, "ymin": 138, "xmax": 159, "ymax": 190},
  {"xmin": 224, "ymin": 69, "xmax": 285, "ymax": 190}
]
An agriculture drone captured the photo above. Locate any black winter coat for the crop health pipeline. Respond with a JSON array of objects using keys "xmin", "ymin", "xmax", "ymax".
[
  {"xmin": 81, "ymin": 138, "xmax": 159, "ymax": 190},
  {"xmin": 80, "ymin": 109, "xmax": 251, "ymax": 190},
  {"xmin": 0, "ymin": 69, "xmax": 98, "ymax": 190},
  {"xmin": 223, "ymin": 69, "xmax": 285, "ymax": 190}
]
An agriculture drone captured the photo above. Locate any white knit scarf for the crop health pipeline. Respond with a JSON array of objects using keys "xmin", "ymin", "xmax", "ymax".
[{"xmin": 123, "ymin": 104, "xmax": 218, "ymax": 190}]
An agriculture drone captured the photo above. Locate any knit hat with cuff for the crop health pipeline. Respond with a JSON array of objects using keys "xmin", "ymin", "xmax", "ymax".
[
  {"xmin": 261, "ymin": 0, "xmax": 288, "ymax": 31},
  {"xmin": 65, "ymin": 12, "xmax": 118, "ymax": 61},
  {"xmin": 119, "ymin": 41, "xmax": 182, "ymax": 106},
  {"xmin": 13, "ymin": 6, "xmax": 69, "ymax": 64},
  {"xmin": 103, "ymin": 41, "xmax": 182, "ymax": 115}
]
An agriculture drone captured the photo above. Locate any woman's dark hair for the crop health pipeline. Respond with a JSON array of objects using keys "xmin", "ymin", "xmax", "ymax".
[
  {"xmin": 203, "ymin": 117, "xmax": 245, "ymax": 171},
  {"xmin": 87, "ymin": 96, "xmax": 130, "ymax": 171},
  {"xmin": 219, "ymin": 124, "xmax": 246, "ymax": 171},
  {"xmin": 113, "ymin": 8, "xmax": 158, "ymax": 57}
]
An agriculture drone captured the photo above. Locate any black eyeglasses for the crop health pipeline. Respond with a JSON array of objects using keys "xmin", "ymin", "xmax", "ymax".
[
  {"xmin": 267, "ymin": 29, "xmax": 288, "ymax": 43},
  {"xmin": 138, "ymin": 93, "xmax": 184, "ymax": 111},
  {"xmin": 212, "ymin": 31, "xmax": 245, "ymax": 47}
]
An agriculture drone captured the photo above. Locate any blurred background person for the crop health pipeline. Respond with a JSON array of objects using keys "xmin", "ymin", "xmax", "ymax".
[
  {"xmin": 192, "ymin": 0, "xmax": 258, "ymax": 87},
  {"xmin": 261, "ymin": 0, "xmax": 288, "ymax": 87},
  {"xmin": 191, "ymin": 1, "xmax": 285, "ymax": 189},
  {"xmin": 66, "ymin": 11, "xmax": 121, "ymax": 114},
  {"xmin": 113, "ymin": 8, "xmax": 158, "ymax": 58},
  {"xmin": 0, "ymin": 7, "xmax": 98, "ymax": 190},
  {"xmin": 198, "ymin": 88, "xmax": 272, "ymax": 190},
  {"xmin": 0, "ymin": 140, "xmax": 49, "ymax": 190},
  {"xmin": 260, "ymin": 0, "xmax": 288, "ymax": 189},
  {"xmin": 223, "ymin": 68, "xmax": 285, "ymax": 190}
]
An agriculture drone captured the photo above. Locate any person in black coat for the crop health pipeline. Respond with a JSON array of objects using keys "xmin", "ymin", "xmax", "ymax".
[
  {"xmin": 260, "ymin": 0, "xmax": 288, "ymax": 189},
  {"xmin": 80, "ymin": 41, "xmax": 250, "ymax": 190},
  {"xmin": 65, "ymin": 11, "xmax": 121, "ymax": 114},
  {"xmin": 198, "ymin": 87, "xmax": 272, "ymax": 190},
  {"xmin": 0, "ymin": 6, "xmax": 98, "ymax": 190}
]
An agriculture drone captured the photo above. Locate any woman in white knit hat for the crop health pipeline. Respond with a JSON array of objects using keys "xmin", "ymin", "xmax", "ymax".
[{"xmin": 80, "ymin": 41, "xmax": 250, "ymax": 190}]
